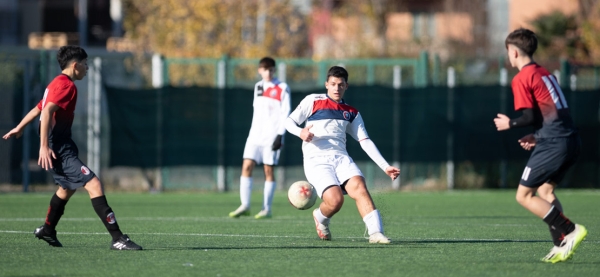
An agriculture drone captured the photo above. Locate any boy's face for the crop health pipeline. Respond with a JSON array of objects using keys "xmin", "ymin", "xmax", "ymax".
[
  {"xmin": 325, "ymin": 76, "xmax": 348, "ymax": 102},
  {"xmin": 73, "ymin": 58, "xmax": 89, "ymax": 80},
  {"xmin": 258, "ymin": 66, "xmax": 275, "ymax": 82}
]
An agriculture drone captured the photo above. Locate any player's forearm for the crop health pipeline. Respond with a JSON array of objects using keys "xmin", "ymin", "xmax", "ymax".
[
  {"xmin": 39, "ymin": 109, "xmax": 52, "ymax": 147},
  {"xmin": 284, "ymin": 117, "xmax": 302, "ymax": 137},
  {"xmin": 509, "ymin": 108, "xmax": 535, "ymax": 128},
  {"xmin": 15, "ymin": 107, "xmax": 41, "ymax": 130},
  {"xmin": 359, "ymin": 139, "xmax": 390, "ymax": 171}
]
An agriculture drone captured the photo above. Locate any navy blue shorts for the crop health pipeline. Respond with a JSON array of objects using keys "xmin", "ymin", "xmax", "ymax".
[
  {"xmin": 520, "ymin": 134, "xmax": 581, "ymax": 188},
  {"xmin": 50, "ymin": 140, "xmax": 96, "ymax": 190}
]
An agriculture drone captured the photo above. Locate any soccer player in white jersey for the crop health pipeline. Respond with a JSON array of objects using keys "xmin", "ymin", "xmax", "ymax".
[
  {"xmin": 229, "ymin": 57, "xmax": 291, "ymax": 219},
  {"xmin": 284, "ymin": 66, "xmax": 400, "ymax": 243}
]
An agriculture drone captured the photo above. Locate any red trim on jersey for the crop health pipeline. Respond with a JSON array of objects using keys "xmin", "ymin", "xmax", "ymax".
[
  {"xmin": 311, "ymin": 98, "xmax": 358, "ymax": 115},
  {"xmin": 262, "ymin": 86, "xmax": 283, "ymax": 101}
]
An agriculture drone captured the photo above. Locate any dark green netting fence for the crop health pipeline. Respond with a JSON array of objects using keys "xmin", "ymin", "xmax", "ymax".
[{"xmin": 105, "ymin": 85, "xmax": 599, "ymax": 190}]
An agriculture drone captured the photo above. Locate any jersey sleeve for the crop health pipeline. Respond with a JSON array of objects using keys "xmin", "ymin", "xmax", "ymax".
[
  {"xmin": 277, "ymin": 84, "xmax": 292, "ymax": 135},
  {"xmin": 346, "ymin": 112, "xmax": 369, "ymax": 141},
  {"xmin": 45, "ymin": 84, "xmax": 75, "ymax": 110},
  {"xmin": 287, "ymin": 95, "xmax": 314, "ymax": 125},
  {"xmin": 511, "ymin": 77, "xmax": 534, "ymax": 111}
]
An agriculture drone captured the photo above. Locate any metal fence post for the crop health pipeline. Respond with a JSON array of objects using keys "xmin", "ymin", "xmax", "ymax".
[
  {"xmin": 560, "ymin": 59, "xmax": 570, "ymax": 88},
  {"xmin": 499, "ymin": 66, "xmax": 508, "ymax": 189},
  {"xmin": 447, "ymin": 67, "xmax": 455, "ymax": 190},
  {"xmin": 87, "ymin": 57, "xmax": 102, "ymax": 174},
  {"xmin": 278, "ymin": 62, "xmax": 287, "ymax": 83},
  {"xmin": 392, "ymin": 65, "xmax": 401, "ymax": 190},
  {"xmin": 432, "ymin": 54, "xmax": 440, "ymax": 86},
  {"xmin": 419, "ymin": 51, "xmax": 429, "ymax": 87},
  {"xmin": 217, "ymin": 57, "xmax": 227, "ymax": 192},
  {"xmin": 22, "ymin": 60, "xmax": 32, "ymax": 192}
]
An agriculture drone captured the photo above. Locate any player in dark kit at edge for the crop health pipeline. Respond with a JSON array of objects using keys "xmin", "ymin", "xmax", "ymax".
[
  {"xmin": 3, "ymin": 45, "xmax": 142, "ymax": 250},
  {"xmin": 494, "ymin": 28, "xmax": 587, "ymax": 263}
]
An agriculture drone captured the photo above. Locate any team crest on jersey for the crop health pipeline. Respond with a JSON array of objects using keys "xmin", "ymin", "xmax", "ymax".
[
  {"xmin": 270, "ymin": 89, "xmax": 278, "ymax": 97},
  {"xmin": 106, "ymin": 212, "xmax": 116, "ymax": 224},
  {"xmin": 81, "ymin": 166, "xmax": 90, "ymax": 175},
  {"xmin": 343, "ymin": 111, "xmax": 350, "ymax": 120}
]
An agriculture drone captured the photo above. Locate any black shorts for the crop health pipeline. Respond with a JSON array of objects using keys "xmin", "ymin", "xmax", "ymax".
[
  {"xmin": 520, "ymin": 134, "xmax": 581, "ymax": 188},
  {"xmin": 50, "ymin": 140, "xmax": 96, "ymax": 190}
]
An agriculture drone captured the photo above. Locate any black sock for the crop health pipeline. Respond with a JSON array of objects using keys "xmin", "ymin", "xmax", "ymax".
[
  {"xmin": 543, "ymin": 206, "xmax": 576, "ymax": 239},
  {"xmin": 44, "ymin": 193, "xmax": 68, "ymax": 231},
  {"xmin": 548, "ymin": 225, "xmax": 564, "ymax": 246},
  {"xmin": 547, "ymin": 202, "xmax": 564, "ymax": 246},
  {"xmin": 91, "ymin": 196, "xmax": 123, "ymax": 241}
]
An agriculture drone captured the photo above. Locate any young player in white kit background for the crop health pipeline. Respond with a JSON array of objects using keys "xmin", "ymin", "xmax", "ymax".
[
  {"xmin": 284, "ymin": 66, "xmax": 400, "ymax": 243},
  {"xmin": 229, "ymin": 57, "xmax": 291, "ymax": 219}
]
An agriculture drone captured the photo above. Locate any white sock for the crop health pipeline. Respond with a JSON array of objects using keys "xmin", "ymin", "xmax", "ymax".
[
  {"xmin": 363, "ymin": 209, "xmax": 383, "ymax": 235},
  {"xmin": 263, "ymin": 181, "xmax": 276, "ymax": 211},
  {"xmin": 240, "ymin": 176, "xmax": 252, "ymax": 209},
  {"xmin": 314, "ymin": 208, "xmax": 330, "ymax": 225}
]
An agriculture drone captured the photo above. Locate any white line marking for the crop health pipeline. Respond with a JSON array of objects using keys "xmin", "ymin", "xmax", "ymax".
[{"xmin": 1, "ymin": 230, "xmax": 598, "ymax": 243}]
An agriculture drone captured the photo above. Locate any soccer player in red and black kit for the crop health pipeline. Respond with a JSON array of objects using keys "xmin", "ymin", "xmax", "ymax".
[
  {"xmin": 3, "ymin": 46, "xmax": 142, "ymax": 250},
  {"xmin": 494, "ymin": 28, "xmax": 587, "ymax": 263}
]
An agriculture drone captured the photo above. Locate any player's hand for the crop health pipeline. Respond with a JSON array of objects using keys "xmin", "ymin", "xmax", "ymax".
[
  {"xmin": 494, "ymin": 113, "xmax": 510, "ymax": 131},
  {"xmin": 300, "ymin": 124, "xmax": 314, "ymax": 142},
  {"xmin": 518, "ymin": 134, "xmax": 536, "ymax": 151},
  {"xmin": 385, "ymin": 166, "xmax": 400, "ymax": 180},
  {"xmin": 272, "ymin": 135, "xmax": 283, "ymax": 150},
  {"xmin": 38, "ymin": 146, "xmax": 56, "ymax": 171},
  {"xmin": 2, "ymin": 127, "xmax": 23, "ymax": 140}
]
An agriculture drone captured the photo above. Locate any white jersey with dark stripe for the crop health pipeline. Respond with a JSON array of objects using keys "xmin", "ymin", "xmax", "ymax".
[
  {"xmin": 288, "ymin": 93, "xmax": 369, "ymax": 158},
  {"xmin": 246, "ymin": 78, "xmax": 291, "ymax": 146}
]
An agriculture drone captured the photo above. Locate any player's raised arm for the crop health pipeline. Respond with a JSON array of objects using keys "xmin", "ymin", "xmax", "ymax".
[
  {"xmin": 3, "ymin": 106, "xmax": 41, "ymax": 140},
  {"xmin": 348, "ymin": 113, "xmax": 400, "ymax": 180}
]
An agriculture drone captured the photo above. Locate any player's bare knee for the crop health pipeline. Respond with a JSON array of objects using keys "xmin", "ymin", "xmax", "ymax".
[
  {"xmin": 56, "ymin": 186, "xmax": 76, "ymax": 200},
  {"xmin": 84, "ymin": 177, "xmax": 104, "ymax": 198},
  {"xmin": 322, "ymin": 188, "xmax": 344, "ymax": 211},
  {"xmin": 241, "ymin": 160, "xmax": 255, "ymax": 176},
  {"xmin": 325, "ymin": 197, "xmax": 343, "ymax": 212},
  {"xmin": 263, "ymin": 165, "xmax": 274, "ymax": 180},
  {"xmin": 537, "ymin": 183, "xmax": 555, "ymax": 200}
]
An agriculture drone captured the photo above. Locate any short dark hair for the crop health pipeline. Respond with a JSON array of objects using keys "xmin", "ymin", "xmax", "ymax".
[
  {"xmin": 259, "ymin": 57, "xmax": 276, "ymax": 69},
  {"xmin": 57, "ymin": 45, "xmax": 88, "ymax": 70},
  {"xmin": 505, "ymin": 28, "xmax": 538, "ymax": 57},
  {"xmin": 326, "ymin": 66, "xmax": 348, "ymax": 83}
]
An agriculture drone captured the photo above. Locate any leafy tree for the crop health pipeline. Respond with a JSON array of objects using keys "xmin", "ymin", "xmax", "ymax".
[
  {"xmin": 122, "ymin": 0, "xmax": 309, "ymax": 58},
  {"xmin": 580, "ymin": 1, "xmax": 600, "ymax": 63},
  {"xmin": 530, "ymin": 11, "xmax": 587, "ymax": 60}
]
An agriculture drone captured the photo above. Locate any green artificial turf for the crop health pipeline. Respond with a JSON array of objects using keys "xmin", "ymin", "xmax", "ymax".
[{"xmin": 0, "ymin": 190, "xmax": 598, "ymax": 276}]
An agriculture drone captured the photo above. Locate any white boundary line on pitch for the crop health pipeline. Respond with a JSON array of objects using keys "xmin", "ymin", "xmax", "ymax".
[
  {"xmin": 1, "ymin": 230, "xmax": 598, "ymax": 243},
  {"xmin": 0, "ymin": 217, "xmax": 543, "ymax": 227}
]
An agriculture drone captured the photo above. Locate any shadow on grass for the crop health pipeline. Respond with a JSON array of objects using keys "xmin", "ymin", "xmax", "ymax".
[
  {"xmin": 401, "ymin": 239, "xmax": 547, "ymax": 244},
  {"xmin": 142, "ymin": 238, "xmax": 549, "ymax": 251}
]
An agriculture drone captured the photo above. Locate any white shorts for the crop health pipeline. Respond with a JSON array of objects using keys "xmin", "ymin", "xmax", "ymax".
[
  {"xmin": 303, "ymin": 155, "xmax": 363, "ymax": 198},
  {"xmin": 243, "ymin": 142, "xmax": 280, "ymax": 165}
]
